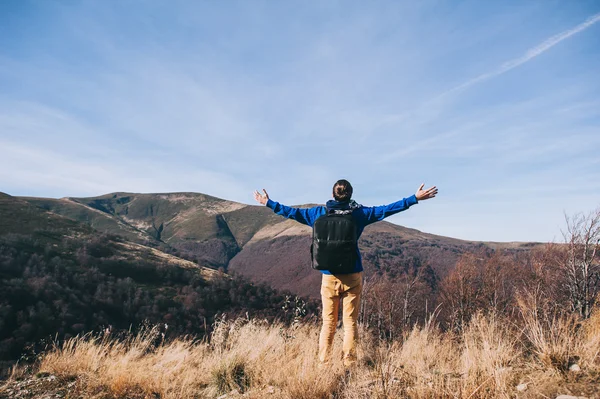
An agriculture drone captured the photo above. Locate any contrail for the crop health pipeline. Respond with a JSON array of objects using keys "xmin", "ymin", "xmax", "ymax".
[
  {"xmin": 370, "ymin": 11, "xmax": 600, "ymax": 148},
  {"xmin": 437, "ymin": 12, "xmax": 600, "ymax": 99}
]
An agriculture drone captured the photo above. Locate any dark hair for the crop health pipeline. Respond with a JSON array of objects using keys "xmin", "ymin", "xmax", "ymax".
[{"xmin": 333, "ymin": 179, "xmax": 353, "ymax": 202}]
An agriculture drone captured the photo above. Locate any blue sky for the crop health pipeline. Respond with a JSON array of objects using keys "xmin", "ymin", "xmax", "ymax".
[{"xmin": 1, "ymin": 1, "xmax": 599, "ymax": 242}]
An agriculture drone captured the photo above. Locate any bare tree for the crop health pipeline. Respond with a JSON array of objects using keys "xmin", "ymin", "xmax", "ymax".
[
  {"xmin": 562, "ymin": 207, "xmax": 600, "ymax": 318},
  {"xmin": 401, "ymin": 267, "xmax": 424, "ymax": 329},
  {"xmin": 522, "ymin": 243, "xmax": 569, "ymax": 313},
  {"xmin": 439, "ymin": 250, "xmax": 528, "ymax": 331},
  {"xmin": 360, "ymin": 268, "xmax": 429, "ymax": 340},
  {"xmin": 439, "ymin": 253, "xmax": 482, "ymax": 332}
]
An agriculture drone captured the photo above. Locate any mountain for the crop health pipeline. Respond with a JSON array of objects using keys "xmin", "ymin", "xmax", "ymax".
[
  {"xmin": 20, "ymin": 192, "xmax": 541, "ymax": 298},
  {"xmin": 0, "ymin": 192, "xmax": 305, "ymax": 365},
  {"xmin": 3, "ymin": 192, "xmax": 219, "ymax": 279},
  {"xmin": 22, "ymin": 192, "xmax": 282, "ymax": 268}
]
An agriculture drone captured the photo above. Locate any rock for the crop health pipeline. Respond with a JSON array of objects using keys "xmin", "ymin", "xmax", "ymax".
[
  {"xmin": 569, "ymin": 363, "xmax": 581, "ymax": 372},
  {"xmin": 516, "ymin": 383, "xmax": 528, "ymax": 391}
]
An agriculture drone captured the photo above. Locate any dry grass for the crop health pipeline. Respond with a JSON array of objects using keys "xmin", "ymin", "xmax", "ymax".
[{"xmin": 6, "ymin": 307, "xmax": 600, "ymax": 399}]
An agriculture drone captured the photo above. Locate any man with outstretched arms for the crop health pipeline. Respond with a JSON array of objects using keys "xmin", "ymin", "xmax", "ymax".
[{"xmin": 253, "ymin": 180, "xmax": 437, "ymax": 367}]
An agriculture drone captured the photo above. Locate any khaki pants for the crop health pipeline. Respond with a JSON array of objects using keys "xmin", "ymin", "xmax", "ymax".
[{"xmin": 318, "ymin": 271, "xmax": 363, "ymax": 367}]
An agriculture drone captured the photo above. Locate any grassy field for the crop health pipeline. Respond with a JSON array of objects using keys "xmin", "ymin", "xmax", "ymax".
[{"xmin": 3, "ymin": 300, "xmax": 600, "ymax": 399}]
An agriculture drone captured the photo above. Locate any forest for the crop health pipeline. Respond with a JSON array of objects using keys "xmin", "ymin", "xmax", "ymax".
[{"xmin": 0, "ymin": 231, "xmax": 318, "ymax": 371}]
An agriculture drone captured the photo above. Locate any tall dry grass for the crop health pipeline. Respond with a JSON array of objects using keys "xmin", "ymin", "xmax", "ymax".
[{"xmin": 22, "ymin": 305, "xmax": 600, "ymax": 399}]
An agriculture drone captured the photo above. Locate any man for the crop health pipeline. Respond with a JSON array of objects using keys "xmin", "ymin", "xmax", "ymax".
[{"xmin": 253, "ymin": 180, "xmax": 437, "ymax": 367}]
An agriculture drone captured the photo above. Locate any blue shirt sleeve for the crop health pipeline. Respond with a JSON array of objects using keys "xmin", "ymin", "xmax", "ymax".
[
  {"xmin": 360, "ymin": 194, "xmax": 418, "ymax": 226},
  {"xmin": 266, "ymin": 199, "xmax": 325, "ymax": 227}
]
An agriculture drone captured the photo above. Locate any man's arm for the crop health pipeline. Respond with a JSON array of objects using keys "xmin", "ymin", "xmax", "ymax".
[
  {"xmin": 361, "ymin": 183, "xmax": 438, "ymax": 225},
  {"xmin": 253, "ymin": 189, "xmax": 324, "ymax": 227},
  {"xmin": 361, "ymin": 196, "xmax": 418, "ymax": 225}
]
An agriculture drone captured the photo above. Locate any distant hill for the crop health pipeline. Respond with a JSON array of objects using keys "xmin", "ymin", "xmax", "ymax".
[{"xmin": 20, "ymin": 192, "xmax": 541, "ymax": 298}]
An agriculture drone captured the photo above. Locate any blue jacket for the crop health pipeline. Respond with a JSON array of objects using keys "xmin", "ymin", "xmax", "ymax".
[{"xmin": 265, "ymin": 195, "xmax": 419, "ymax": 274}]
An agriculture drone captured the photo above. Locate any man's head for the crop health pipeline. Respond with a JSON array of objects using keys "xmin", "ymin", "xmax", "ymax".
[{"xmin": 332, "ymin": 179, "xmax": 353, "ymax": 202}]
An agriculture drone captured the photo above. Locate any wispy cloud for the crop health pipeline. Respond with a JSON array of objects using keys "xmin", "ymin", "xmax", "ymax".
[
  {"xmin": 436, "ymin": 12, "xmax": 600, "ymax": 99},
  {"xmin": 376, "ymin": 12, "xmax": 600, "ymax": 163}
]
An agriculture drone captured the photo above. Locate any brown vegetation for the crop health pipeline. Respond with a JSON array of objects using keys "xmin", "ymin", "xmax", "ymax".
[{"xmin": 3, "ymin": 300, "xmax": 600, "ymax": 399}]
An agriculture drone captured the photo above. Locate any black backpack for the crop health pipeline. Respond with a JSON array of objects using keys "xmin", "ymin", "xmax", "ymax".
[{"xmin": 311, "ymin": 210, "xmax": 358, "ymax": 273}]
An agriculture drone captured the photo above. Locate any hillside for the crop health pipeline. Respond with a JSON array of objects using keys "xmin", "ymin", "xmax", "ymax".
[
  {"xmin": 22, "ymin": 192, "xmax": 271, "ymax": 268},
  {"xmin": 20, "ymin": 192, "xmax": 542, "ymax": 298},
  {"xmin": 1, "ymin": 192, "xmax": 218, "ymax": 278},
  {"xmin": 0, "ymin": 192, "xmax": 311, "ymax": 367}
]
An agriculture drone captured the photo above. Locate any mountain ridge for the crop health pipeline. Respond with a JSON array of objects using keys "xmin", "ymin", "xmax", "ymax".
[
  {"xmin": 16, "ymin": 191, "xmax": 542, "ymax": 298},
  {"xmin": 19, "ymin": 191, "xmax": 539, "ymax": 245}
]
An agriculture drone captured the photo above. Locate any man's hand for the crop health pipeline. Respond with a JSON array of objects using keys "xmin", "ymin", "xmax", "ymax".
[
  {"xmin": 416, "ymin": 183, "xmax": 438, "ymax": 201},
  {"xmin": 253, "ymin": 189, "xmax": 269, "ymax": 205}
]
